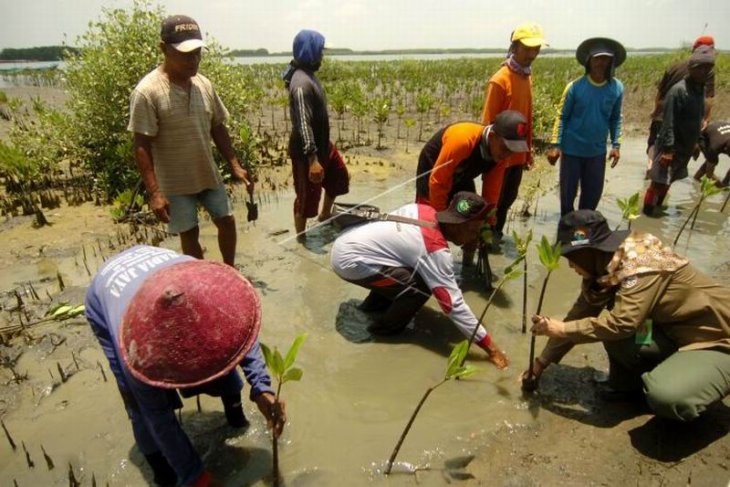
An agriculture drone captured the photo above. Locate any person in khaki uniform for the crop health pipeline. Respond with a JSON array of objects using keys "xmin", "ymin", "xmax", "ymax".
[{"xmin": 522, "ymin": 210, "xmax": 730, "ymax": 421}]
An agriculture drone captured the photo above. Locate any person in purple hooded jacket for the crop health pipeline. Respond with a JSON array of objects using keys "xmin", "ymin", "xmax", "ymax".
[
  {"xmin": 283, "ymin": 29, "xmax": 349, "ymax": 242},
  {"xmin": 85, "ymin": 245, "xmax": 285, "ymax": 486}
]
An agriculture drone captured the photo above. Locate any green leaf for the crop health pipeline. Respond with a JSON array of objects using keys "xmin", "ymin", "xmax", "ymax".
[
  {"xmin": 46, "ymin": 302, "xmax": 69, "ymax": 316},
  {"xmin": 260, "ymin": 343, "xmax": 275, "ymax": 371},
  {"xmin": 503, "ymin": 255, "xmax": 524, "ymax": 275},
  {"xmin": 537, "ymin": 236, "xmax": 561, "ymax": 271},
  {"xmin": 446, "ymin": 340, "xmax": 469, "ymax": 378},
  {"xmin": 284, "ymin": 333, "xmax": 308, "ymax": 370},
  {"xmin": 273, "ymin": 349, "xmax": 286, "ymax": 376},
  {"xmin": 52, "ymin": 305, "xmax": 72, "ymax": 318},
  {"xmin": 503, "ymin": 268, "xmax": 524, "ymax": 282},
  {"xmin": 700, "ymin": 176, "xmax": 723, "ymax": 197},
  {"xmin": 451, "ymin": 364, "xmax": 479, "ymax": 380},
  {"xmin": 283, "ymin": 367, "xmax": 304, "ymax": 383},
  {"xmin": 617, "ymin": 192, "xmax": 641, "ymax": 222},
  {"xmin": 68, "ymin": 304, "xmax": 86, "ymax": 317},
  {"xmin": 512, "ymin": 229, "xmax": 533, "ymax": 256}
]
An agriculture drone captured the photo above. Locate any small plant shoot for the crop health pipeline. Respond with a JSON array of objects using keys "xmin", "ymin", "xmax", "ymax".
[
  {"xmin": 523, "ymin": 236, "xmax": 561, "ymax": 392},
  {"xmin": 261, "ymin": 333, "xmax": 307, "ymax": 487},
  {"xmin": 385, "ymin": 340, "xmax": 478, "ymax": 475},
  {"xmin": 513, "ymin": 229, "xmax": 533, "ymax": 333},
  {"xmin": 673, "ymin": 176, "xmax": 724, "ymax": 246},
  {"xmin": 616, "ymin": 192, "xmax": 640, "ymax": 230}
]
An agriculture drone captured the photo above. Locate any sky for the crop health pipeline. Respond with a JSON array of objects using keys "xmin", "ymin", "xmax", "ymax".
[{"xmin": 1, "ymin": 0, "xmax": 728, "ymax": 52}]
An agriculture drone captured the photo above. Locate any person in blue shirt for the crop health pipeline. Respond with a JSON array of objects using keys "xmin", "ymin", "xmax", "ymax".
[
  {"xmin": 547, "ymin": 38, "xmax": 625, "ymax": 216},
  {"xmin": 85, "ymin": 245, "xmax": 285, "ymax": 487}
]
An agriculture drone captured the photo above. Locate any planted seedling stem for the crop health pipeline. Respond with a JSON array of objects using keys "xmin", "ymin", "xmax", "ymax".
[
  {"xmin": 673, "ymin": 177, "xmax": 722, "ymax": 246},
  {"xmin": 461, "ymin": 256, "xmax": 523, "ymax": 367},
  {"xmin": 385, "ymin": 341, "xmax": 477, "ymax": 475},
  {"xmin": 261, "ymin": 334, "xmax": 307, "ymax": 487},
  {"xmin": 524, "ymin": 237, "xmax": 561, "ymax": 392}
]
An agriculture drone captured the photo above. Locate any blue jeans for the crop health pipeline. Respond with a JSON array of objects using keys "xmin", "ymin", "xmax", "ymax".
[{"xmin": 559, "ymin": 153, "xmax": 606, "ymax": 216}]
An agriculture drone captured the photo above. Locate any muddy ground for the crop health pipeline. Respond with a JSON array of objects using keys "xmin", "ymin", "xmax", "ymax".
[{"xmin": 1, "ymin": 82, "xmax": 730, "ymax": 486}]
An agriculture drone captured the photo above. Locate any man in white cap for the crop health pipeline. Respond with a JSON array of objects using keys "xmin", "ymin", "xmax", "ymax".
[
  {"xmin": 86, "ymin": 245, "xmax": 284, "ymax": 486},
  {"xmin": 129, "ymin": 15, "xmax": 252, "ymax": 267}
]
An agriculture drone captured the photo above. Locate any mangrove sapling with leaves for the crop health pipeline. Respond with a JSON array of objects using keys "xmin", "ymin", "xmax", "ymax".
[
  {"xmin": 616, "ymin": 192, "xmax": 640, "ymax": 230},
  {"xmin": 522, "ymin": 236, "xmax": 561, "ymax": 393},
  {"xmin": 673, "ymin": 176, "xmax": 723, "ymax": 246},
  {"xmin": 261, "ymin": 333, "xmax": 307, "ymax": 487},
  {"xmin": 512, "ymin": 230, "xmax": 533, "ymax": 333},
  {"xmin": 385, "ymin": 340, "xmax": 478, "ymax": 476},
  {"xmin": 461, "ymin": 256, "xmax": 523, "ymax": 368}
]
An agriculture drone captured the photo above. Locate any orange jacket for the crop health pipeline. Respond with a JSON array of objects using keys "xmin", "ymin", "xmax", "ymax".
[
  {"xmin": 416, "ymin": 122, "xmax": 501, "ymax": 210},
  {"xmin": 480, "ymin": 65, "xmax": 533, "ymax": 202}
]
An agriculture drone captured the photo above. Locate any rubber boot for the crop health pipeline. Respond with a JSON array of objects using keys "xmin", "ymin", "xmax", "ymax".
[
  {"xmin": 358, "ymin": 290, "xmax": 391, "ymax": 312},
  {"xmin": 144, "ymin": 451, "xmax": 177, "ymax": 487}
]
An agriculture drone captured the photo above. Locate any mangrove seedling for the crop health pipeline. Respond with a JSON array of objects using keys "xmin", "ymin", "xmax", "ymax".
[
  {"xmin": 461, "ymin": 255, "xmax": 523, "ymax": 367},
  {"xmin": 261, "ymin": 333, "xmax": 307, "ymax": 487},
  {"xmin": 475, "ymin": 215, "xmax": 498, "ymax": 289},
  {"xmin": 616, "ymin": 192, "xmax": 640, "ymax": 230},
  {"xmin": 513, "ymin": 229, "xmax": 533, "ymax": 333},
  {"xmin": 385, "ymin": 340, "xmax": 478, "ymax": 475},
  {"xmin": 523, "ymin": 236, "xmax": 561, "ymax": 393},
  {"xmin": 673, "ymin": 176, "xmax": 723, "ymax": 246}
]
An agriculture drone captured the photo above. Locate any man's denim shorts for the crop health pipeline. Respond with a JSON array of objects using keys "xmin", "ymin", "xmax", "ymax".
[{"xmin": 167, "ymin": 186, "xmax": 233, "ymax": 234}]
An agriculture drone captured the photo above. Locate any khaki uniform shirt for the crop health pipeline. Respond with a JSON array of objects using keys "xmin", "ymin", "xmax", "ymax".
[
  {"xmin": 540, "ymin": 263, "xmax": 730, "ymax": 364},
  {"xmin": 128, "ymin": 68, "xmax": 228, "ymax": 196}
]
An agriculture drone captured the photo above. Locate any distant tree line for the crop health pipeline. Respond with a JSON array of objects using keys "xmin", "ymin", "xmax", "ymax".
[
  {"xmin": 224, "ymin": 46, "xmax": 681, "ymax": 59},
  {"xmin": 0, "ymin": 46, "xmax": 78, "ymax": 61}
]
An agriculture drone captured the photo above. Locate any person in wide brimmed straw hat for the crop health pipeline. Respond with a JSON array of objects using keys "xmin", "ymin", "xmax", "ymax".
[
  {"xmin": 521, "ymin": 210, "xmax": 730, "ymax": 422},
  {"xmin": 330, "ymin": 192, "xmax": 510, "ymax": 369},
  {"xmin": 547, "ymin": 37, "xmax": 626, "ymax": 216},
  {"xmin": 85, "ymin": 245, "xmax": 285, "ymax": 487}
]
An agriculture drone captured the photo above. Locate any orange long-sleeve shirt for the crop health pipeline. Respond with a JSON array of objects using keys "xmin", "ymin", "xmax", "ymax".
[
  {"xmin": 416, "ymin": 122, "xmax": 499, "ymax": 211},
  {"xmin": 480, "ymin": 65, "xmax": 533, "ymax": 203}
]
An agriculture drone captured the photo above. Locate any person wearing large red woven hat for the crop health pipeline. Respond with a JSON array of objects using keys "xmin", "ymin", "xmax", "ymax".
[{"xmin": 85, "ymin": 245, "xmax": 285, "ymax": 487}]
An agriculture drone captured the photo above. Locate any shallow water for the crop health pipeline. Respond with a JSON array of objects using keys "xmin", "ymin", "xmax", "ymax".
[{"xmin": 1, "ymin": 138, "xmax": 729, "ymax": 485}]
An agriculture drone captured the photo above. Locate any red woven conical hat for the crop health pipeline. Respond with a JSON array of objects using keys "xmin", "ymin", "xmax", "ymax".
[{"xmin": 119, "ymin": 260, "xmax": 261, "ymax": 388}]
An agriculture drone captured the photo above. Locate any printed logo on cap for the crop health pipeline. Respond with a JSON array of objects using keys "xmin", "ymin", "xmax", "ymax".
[
  {"xmin": 571, "ymin": 227, "xmax": 591, "ymax": 246},
  {"xmin": 457, "ymin": 199, "xmax": 472, "ymax": 216},
  {"xmin": 516, "ymin": 122, "xmax": 528, "ymax": 138}
]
